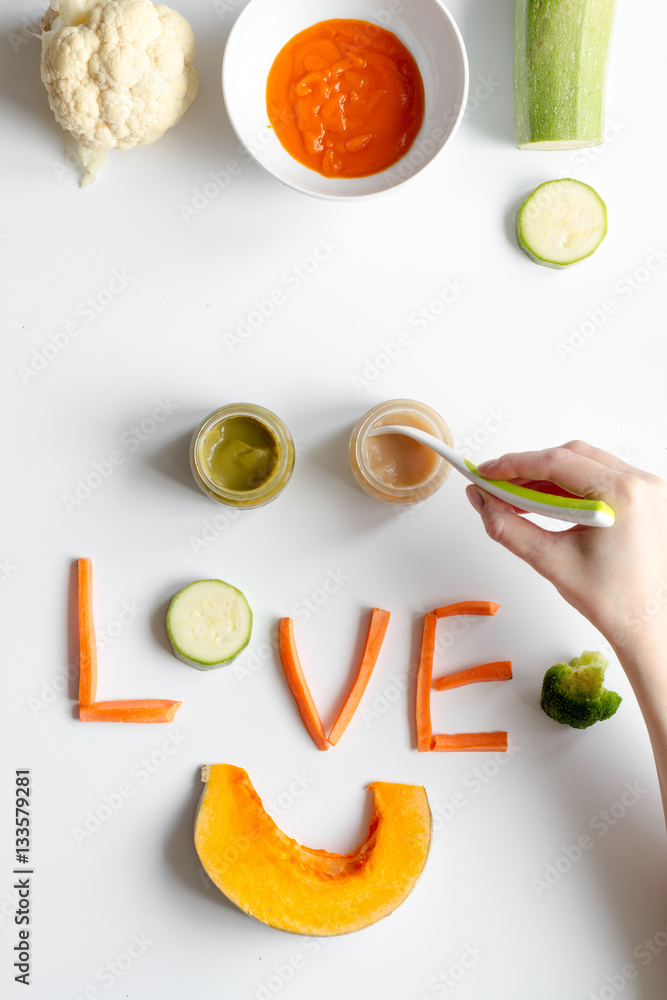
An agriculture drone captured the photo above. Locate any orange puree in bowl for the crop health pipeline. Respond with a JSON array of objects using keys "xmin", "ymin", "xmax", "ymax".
[{"xmin": 266, "ymin": 19, "xmax": 425, "ymax": 178}]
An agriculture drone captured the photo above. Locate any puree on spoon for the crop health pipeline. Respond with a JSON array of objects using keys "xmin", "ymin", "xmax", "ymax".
[
  {"xmin": 266, "ymin": 19, "xmax": 425, "ymax": 178},
  {"xmin": 365, "ymin": 414, "xmax": 440, "ymax": 488}
]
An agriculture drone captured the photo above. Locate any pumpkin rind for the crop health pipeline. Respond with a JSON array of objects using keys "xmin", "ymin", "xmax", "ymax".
[{"xmin": 194, "ymin": 764, "xmax": 431, "ymax": 935}]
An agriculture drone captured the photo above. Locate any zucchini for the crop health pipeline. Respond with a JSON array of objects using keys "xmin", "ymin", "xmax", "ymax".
[
  {"xmin": 515, "ymin": 178, "xmax": 607, "ymax": 267},
  {"xmin": 166, "ymin": 579, "xmax": 252, "ymax": 669},
  {"xmin": 514, "ymin": 0, "xmax": 616, "ymax": 149}
]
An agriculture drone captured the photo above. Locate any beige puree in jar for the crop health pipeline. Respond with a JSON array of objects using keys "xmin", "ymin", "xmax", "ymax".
[{"xmin": 349, "ymin": 399, "xmax": 453, "ymax": 504}]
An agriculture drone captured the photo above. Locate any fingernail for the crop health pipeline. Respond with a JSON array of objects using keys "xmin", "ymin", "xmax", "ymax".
[
  {"xmin": 467, "ymin": 486, "xmax": 486, "ymax": 513},
  {"xmin": 476, "ymin": 461, "xmax": 493, "ymax": 475}
]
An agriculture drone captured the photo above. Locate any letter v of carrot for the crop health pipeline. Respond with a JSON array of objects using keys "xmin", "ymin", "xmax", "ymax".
[{"xmin": 277, "ymin": 610, "xmax": 390, "ymax": 751}]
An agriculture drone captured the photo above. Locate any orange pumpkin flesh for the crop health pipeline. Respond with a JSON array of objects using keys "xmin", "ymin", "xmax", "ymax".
[{"xmin": 194, "ymin": 764, "xmax": 431, "ymax": 935}]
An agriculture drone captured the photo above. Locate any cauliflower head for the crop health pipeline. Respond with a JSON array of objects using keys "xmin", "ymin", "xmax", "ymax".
[{"xmin": 41, "ymin": 0, "xmax": 199, "ymax": 184}]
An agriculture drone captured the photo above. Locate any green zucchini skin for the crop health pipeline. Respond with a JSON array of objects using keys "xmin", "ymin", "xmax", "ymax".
[{"xmin": 514, "ymin": 0, "xmax": 616, "ymax": 149}]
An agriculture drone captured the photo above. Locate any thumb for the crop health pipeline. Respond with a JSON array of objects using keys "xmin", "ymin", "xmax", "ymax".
[{"xmin": 466, "ymin": 486, "xmax": 557, "ymax": 572}]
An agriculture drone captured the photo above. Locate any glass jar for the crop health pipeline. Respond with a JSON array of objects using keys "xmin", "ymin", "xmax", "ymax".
[
  {"xmin": 190, "ymin": 403, "xmax": 295, "ymax": 508},
  {"xmin": 349, "ymin": 399, "xmax": 453, "ymax": 504}
]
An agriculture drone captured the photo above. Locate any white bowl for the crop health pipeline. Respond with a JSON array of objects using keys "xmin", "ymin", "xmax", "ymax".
[{"xmin": 222, "ymin": 0, "xmax": 468, "ymax": 199}]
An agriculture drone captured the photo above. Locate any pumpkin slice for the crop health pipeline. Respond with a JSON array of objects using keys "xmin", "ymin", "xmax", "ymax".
[{"xmin": 194, "ymin": 764, "xmax": 431, "ymax": 935}]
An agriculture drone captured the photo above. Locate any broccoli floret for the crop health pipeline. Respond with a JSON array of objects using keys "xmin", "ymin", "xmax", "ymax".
[{"xmin": 540, "ymin": 650, "xmax": 622, "ymax": 730}]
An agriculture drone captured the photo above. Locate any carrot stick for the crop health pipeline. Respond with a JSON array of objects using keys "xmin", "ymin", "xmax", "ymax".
[
  {"xmin": 431, "ymin": 732, "xmax": 508, "ymax": 752},
  {"xmin": 79, "ymin": 700, "xmax": 181, "ymax": 723},
  {"xmin": 416, "ymin": 613, "xmax": 437, "ymax": 752},
  {"xmin": 433, "ymin": 660, "xmax": 513, "ymax": 691},
  {"xmin": 77, "ymin": 558, "xmax": 98, "ymax": 706},
  {"xmin": 433, "ymin": 601, "xmax": 500, "ymax": 618},
  {"xmin": 278, "ymin": 618, "xmax": 329, "ymax": 751},
  {"xmin": 327, "ymin": 608, "xmax": 390, "ymax": 746}
]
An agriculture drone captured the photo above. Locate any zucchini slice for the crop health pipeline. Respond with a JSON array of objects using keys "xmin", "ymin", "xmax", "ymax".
[
  {"xmin": 166, "ymin": 579, "xmax": 252, "ymax": 669},
  {"xmin": 515, "ymin": 178, "xmax": 607, "ymax": 268}
]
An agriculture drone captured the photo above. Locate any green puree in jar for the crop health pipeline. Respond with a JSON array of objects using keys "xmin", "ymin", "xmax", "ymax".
[{"xmin": 200, "ymin": 415, "xmax": 279, "ymax": 492}]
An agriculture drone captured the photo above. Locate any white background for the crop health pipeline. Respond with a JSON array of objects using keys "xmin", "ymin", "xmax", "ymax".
[{"xmin": 2, "ymin": 1, "xmax": 667, "ymax": 998}]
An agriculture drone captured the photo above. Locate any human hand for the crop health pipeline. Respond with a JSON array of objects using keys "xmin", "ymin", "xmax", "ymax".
[{"xmin": 466, "ymin": 440, "xmax": 667, "ymax": 658}]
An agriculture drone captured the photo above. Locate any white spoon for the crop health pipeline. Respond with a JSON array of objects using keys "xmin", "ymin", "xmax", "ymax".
[{"xmin": 367, "ymin": 425, "xmax": 615, "ymax": 527}]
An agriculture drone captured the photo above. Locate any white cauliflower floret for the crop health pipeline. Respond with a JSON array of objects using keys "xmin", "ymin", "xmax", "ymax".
[{"xmin": 41, "ymin": 0, "xmax": 198, "ymax": 185}]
